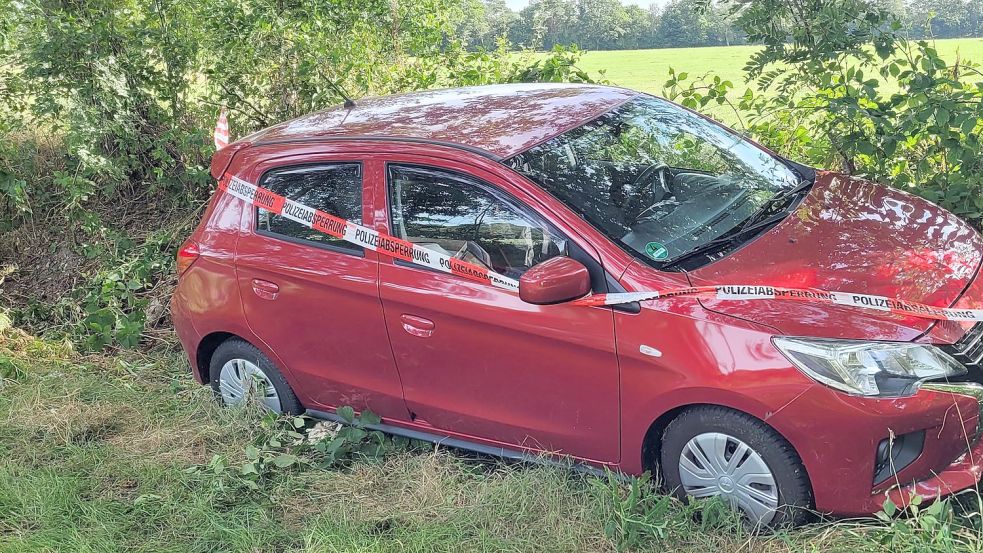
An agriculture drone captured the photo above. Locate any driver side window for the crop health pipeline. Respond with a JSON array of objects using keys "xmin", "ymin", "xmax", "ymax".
[{"xmin": 387, "ymin": 164, "xmax": 566, "ymax": 280}]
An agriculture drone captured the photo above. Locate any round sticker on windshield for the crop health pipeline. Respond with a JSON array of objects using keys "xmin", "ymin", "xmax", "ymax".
[{"xmin": 645, "ymin": 242, "xmax": 669, "ymax": 260}]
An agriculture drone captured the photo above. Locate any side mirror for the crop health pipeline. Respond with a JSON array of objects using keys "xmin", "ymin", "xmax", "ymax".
[{"xmin": 519, "ymin": 256, "xmax": 591, "ymax": 305}]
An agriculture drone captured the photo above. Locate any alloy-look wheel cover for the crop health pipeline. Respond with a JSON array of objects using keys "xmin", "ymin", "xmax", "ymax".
[
  {"xmin": 217, "ymin": 358, "xmax": 283, "ymax": 413},
  {"xmin": 678, "ymin": 432, "xmax": 779, "ymax": 525}
]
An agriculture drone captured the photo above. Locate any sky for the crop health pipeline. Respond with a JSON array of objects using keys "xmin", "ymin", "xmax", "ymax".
[{"xmin": 503, "ymin": 0, "xmax": 658, "ymax": 9}]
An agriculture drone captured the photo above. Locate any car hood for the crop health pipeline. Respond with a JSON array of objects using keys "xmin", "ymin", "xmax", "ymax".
[{"xmin": 687, "ymin": 171, "xmax": 983, "ymax": 342}]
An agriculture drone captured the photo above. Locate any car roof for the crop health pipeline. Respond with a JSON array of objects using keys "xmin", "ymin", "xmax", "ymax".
[{"xmin": 244, "ymin": 83, "xmax": 639, "ymax": 160}]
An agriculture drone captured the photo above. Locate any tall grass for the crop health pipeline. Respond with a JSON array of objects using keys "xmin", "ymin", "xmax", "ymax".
[{"xmin": 1, "ymin": 326, "xmax": 982, "ymax": 552}]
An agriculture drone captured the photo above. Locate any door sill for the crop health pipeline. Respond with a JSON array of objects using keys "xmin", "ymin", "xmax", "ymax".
[{"xmin": 306, "ymin": 408, "xmax": 619, "ymax": 478}]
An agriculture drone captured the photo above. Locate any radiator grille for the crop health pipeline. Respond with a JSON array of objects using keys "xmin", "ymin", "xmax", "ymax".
[{"xmin": 943, "ymin": 323, "xmax": 983, "ymax": 370}]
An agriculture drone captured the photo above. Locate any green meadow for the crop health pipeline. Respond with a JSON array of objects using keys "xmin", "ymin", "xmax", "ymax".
[{"xmin": 577, "ymin": 38, "xmax": 983, "ymax": 97}]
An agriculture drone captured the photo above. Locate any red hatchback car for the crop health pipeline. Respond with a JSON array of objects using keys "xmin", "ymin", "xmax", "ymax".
[{"xmin": 172, "ymin": 84, "xmax": 983, "ymax": 526}]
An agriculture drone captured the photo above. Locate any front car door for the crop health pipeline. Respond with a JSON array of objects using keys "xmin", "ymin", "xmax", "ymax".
[{"xmin": 376, "ymin": 158, "xmax": 620, "ymax": 464}]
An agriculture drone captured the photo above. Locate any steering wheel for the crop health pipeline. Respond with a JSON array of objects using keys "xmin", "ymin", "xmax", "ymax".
[
  {"xmin": 625, "ymin": 163, "xmax": 673, "ymax": 225},
  {"xmin": 453, "ymin": 240, "xmax": 495, "ymax": 271},
  {"xmin": 632, "ymin": 163, "xmax": 672, "ymax": 201}
]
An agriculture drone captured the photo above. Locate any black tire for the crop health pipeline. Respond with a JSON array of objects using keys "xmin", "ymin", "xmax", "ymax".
[
  {"xmin": 208, "ymin": 338, "xmax": 303, "ymax": 415},
  {"xmin": 660, "ymin": 406, "xmax": 813, "ymax": 527}
]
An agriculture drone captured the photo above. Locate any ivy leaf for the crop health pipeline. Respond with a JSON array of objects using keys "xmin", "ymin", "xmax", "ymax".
[
  {"xmin": 337, "ymin": 406, "xmax": 355, "ymax": 424},
  {"xmin": 882, "ymin": 498, "xmax": 897, "ymax": 518},
  {"xmin": 272, "ymin": 454, "xmax": 298, "ymax": 468},
  {"xmin": 359, "ymin": 410, "xmax": 381, "ymax": 426},
  {"xmin": 244, "ymin": 445, "xmax": 259, "ymax": 460}
]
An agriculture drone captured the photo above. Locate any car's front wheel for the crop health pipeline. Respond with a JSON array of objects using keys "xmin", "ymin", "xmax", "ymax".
[
  {"xmin": 209, "ymin": 338, "xmax": 302, "ymax": 415},
  {"xmin": 660, "ymin": 406, "xmax": 812, "ymax": 527}
]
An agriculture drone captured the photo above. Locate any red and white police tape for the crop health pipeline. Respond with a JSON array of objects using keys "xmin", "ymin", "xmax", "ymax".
[
  {"xmin": 219, "ymin": 175, "xmax": 983, "ymax": 323},
  {"xmin": 220, "ymin": 176, "xmax": 520, "ymax": 291},
  {"xmin": 213, "ymin": 108, "xmax": 230, "ymax": 150},
  {"xmin": 572, "ymin": 286, "xmax": 983, "ymax": 322}
]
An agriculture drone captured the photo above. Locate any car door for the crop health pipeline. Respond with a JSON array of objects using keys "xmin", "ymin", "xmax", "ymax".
[
  {"xmin": 377, "ymin": 160, "xmax": 620, "ymax": 463},
  {"xmin": 234, "ymin": 155, "xmax": 407, "ymax": 419}
]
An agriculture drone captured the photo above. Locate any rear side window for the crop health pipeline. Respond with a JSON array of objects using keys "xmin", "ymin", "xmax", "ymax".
[
  {"xmin": 388, "ymin": 164, "xmax": 566, "ymax": 280},
  {"xmin": 256, "ymin": 163, "xmax": 362, "ymax": 252}
]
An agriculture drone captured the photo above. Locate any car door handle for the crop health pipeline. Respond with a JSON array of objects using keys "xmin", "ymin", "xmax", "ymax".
[
  {"xmin": 400, "ymin": 314, "xmax": 435, "ymax": 338},
  {"xmin": 251, "ymin": 278, "xmax": 280, "ymax": 300}
]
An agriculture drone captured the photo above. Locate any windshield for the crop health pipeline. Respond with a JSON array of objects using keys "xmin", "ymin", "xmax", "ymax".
[{"xmin": 506, "ymin": 96, "xmax": 804, "ymax": 266}]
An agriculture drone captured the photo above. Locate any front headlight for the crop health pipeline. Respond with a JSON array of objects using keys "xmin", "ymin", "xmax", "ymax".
[{"xmin": 773, "ymin": 337, "xmax": 967, "ymax": 397}]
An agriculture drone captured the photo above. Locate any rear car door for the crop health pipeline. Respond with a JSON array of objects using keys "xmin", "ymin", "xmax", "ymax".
[
  {"xmin": 377, "ymin": 160, "xmax": 621, "ymax": 463},
  {"xmin": 233, "ymin": 154, "xmax": 407, "ymax": 419}
]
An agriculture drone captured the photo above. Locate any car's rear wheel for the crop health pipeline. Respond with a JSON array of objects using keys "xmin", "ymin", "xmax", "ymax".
[
  {"xmin": 660, "ymin": 406, "xmax": 812, "ymax": 527},
  {"xmin": 209, "ymin": 338, "xmax": 302, "ymax": 415}
]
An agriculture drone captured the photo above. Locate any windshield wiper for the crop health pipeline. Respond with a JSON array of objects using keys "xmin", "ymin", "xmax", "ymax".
[
  {"xmin": 743, "ymin": 178, "xmax": 814, "ymax": 226},
  {"xmin": 659, "ymin": 179, "xmax": 813, "ymax": 270},
  {"xmin": 661, "ymin": 212, "xmax": 793, "ymax": 270}
]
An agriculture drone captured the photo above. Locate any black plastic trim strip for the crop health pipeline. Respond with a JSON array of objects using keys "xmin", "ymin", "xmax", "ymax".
[
  {"xmin": 306, "ymin": 409, "xmax": 614, "ymax": 478},
  {"xmin": 872, "ymin": 430, "xmax": 925, "ymax": 486},
  {"xmin": 255, "ymin": 228, "xmax": 365, "ymax": 257},
  {"xmin": 253, "ymin": 135, "xmax": 503, "ymax": 161}
]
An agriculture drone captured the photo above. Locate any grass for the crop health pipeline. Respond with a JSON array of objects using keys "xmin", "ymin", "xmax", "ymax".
[
  {"xmin": 2, "ymin": 325, "xmax": 983, "ymax": 552},
  {"xmin": 576, "ymin": 37, "xmax": 983, "ymax": 98}
]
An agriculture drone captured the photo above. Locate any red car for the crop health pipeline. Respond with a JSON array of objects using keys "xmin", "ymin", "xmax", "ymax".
[{"xmin": 172, "ymin": 84, "xmax": 983, "ymax": 526}]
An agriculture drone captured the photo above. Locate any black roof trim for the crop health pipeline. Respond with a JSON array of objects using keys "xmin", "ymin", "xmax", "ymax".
[{"xmin": 252, "ymin": 135, "xmax": 503, "ymax": 162}]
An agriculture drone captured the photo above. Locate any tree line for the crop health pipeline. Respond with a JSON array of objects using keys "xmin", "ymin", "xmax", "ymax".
[{"xmin": 454, "ymin": 0, "xmax": 983, "ymax": 51}]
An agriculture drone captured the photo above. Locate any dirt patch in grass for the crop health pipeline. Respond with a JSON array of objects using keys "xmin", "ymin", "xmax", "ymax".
[
  {"xmin": 293, "ymin": 453, "xmax": 623, "ymax": 552},
  {"xmin": 7, "ymin": 390, "xmax": 125, "ymax": 446}
]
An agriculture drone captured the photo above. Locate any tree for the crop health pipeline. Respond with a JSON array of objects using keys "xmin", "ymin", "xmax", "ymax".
[
  {"xmin": 576, "ymin": 0, "xmax": 630, "ymax": 49},
  {"xmin": 621, "ymin": 6, "xmax": 653, "ymax": 49},
  {"xmin": 904, "ymin": 0, "xmax": 983, "ymax": 38},
  {"xmin": 453, "ymin": 0, "xmax": 492, "ymax": 49},
  {"xmin": 482, "ymin": 0, "xmax": 520, "ymax": 47},
  {"xmin": 526, "ymin": 0, "xmax": 580, "ymax": 49},
  {"xmin": 655, "ymin": 0, "xmax": 713, "ymax": 47}
]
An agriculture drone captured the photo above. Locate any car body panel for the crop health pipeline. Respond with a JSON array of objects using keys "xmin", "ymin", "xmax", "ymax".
[
  {"xmin": 171, "ymin": 190, "xmax": 261, "ymax": 383},
  {"xmin": 610, "ymin": 294, "xmax": 815, "ymax": 476},
  {"xmin": 773, "ymin": 386, "xmax": 979, "ymax": 515},
  {"xmin": 924, "ymin": 267, "xmax": 983, "ymax": 343},
  {"xmin": 230, "ymin": 150, "xmax": 409, "ymax": 420},
  {"xmin": 171, "ymin": 84, "xmax": 983, "ymax": 520},
  {"xmin": 372, "ymin": 153, "xmax": 621, "ymax": 463},
  {"xmin": 245, "ymin": 84, "xmax": 638, "ymax": 159},
  {"xmin": 689, "ymin": 172, "xmax": 983, "ymax": 341}
]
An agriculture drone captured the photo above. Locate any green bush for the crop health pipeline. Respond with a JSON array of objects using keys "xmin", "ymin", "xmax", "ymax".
[
  {"xmin": 668, "ymin": 1, "xmax": 983, "ymax": 228},
  {"xmin": 0, "ymin": 1, "xmax": 599, "ymax": 350}
]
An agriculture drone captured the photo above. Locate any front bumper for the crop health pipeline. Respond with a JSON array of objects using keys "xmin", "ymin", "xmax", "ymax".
[
  {"xmin": 774, "ymin": 382, "xmax": 983, "ymax": 516},
  {"xmin": 883, "ymin": 382, "xmax": 983, "ymax": 510},
  {"xmin": 887, "ymin": 433, "xmax": 983, "ymax": 510}
]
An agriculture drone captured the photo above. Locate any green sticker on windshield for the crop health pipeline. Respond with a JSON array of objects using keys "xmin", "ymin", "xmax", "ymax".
[{"xmin": 645, "ymin": 242, "xmax": 669, "ymax": 260}]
